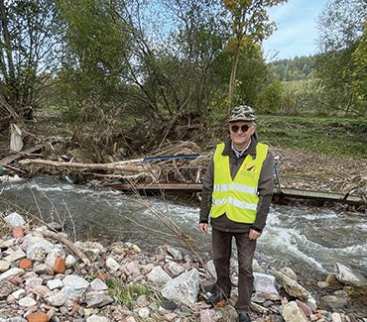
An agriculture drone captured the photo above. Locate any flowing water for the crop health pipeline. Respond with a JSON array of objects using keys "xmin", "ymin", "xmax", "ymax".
[{"xmin": 1, "ymin": 177, "xmax": 367, "ymax": 282}]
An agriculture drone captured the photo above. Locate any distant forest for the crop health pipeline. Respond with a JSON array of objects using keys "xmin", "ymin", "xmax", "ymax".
[{"xmin": 269, "ymin": 56, "xmax": 318, "ymax": 81}]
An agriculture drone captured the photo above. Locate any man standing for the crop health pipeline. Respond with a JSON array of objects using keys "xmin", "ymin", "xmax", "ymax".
[{"xmin": 199, "ymin": 105, "xmax": 274, "ymax": 322}]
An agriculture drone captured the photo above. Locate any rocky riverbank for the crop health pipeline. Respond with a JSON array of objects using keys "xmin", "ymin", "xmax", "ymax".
[{"xmin": 0, "ymin": 212, "xmax": 366, "ymax": 322}]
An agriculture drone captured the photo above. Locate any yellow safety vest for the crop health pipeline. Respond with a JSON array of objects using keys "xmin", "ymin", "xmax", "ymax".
[{"xmin": 210, "ymin": 142, "xmax": 268, "ymax": 223}]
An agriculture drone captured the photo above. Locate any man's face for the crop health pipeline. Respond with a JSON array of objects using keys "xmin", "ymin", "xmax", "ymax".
[{"xmin": 229, "ymin": 121, "xmax": 256, "ymax": 147}]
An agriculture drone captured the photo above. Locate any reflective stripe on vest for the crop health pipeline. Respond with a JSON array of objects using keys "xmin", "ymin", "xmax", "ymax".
[{"xmin": 210, "ymin": 142, "xmax": 268, "ymax": 223}]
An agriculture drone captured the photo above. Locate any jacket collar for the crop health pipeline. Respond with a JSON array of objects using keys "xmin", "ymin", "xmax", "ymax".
[{"xmin": 222, "ymin": 136, "xmax": 257, "ymax": 158}]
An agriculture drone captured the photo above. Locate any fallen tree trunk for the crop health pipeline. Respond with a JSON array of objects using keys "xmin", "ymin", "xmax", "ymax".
[{"xmin": 19, "ymin": 158, "xmax": 156, "ymax": 174}]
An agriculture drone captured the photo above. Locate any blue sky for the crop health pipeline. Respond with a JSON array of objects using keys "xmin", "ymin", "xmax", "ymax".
[{"xmin": 263, "ymin": 0, "xmax": 330, "ymax": 61}]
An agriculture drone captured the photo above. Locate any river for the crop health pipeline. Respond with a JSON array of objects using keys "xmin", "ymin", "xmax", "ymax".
[{"xmin": 1, "ymin": 176, "xmax": 366, "ymax": 283}]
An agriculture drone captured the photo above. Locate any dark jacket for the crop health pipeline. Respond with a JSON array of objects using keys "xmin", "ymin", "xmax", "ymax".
[{"xmin": 199, "ymin": 137, "xmax": 274, "ymax": 232}]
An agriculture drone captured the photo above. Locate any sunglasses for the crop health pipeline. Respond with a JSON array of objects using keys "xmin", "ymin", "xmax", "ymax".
[{"xmin": 230, "ymin": 124, "xmax": 251, "ymax": 133}]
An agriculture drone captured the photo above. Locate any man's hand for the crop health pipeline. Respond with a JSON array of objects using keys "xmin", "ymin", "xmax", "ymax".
[
  {"xmin": 249, "ymin": 229, "xmax": 261, "ymax": 240},
  {"xmin": 199, "ymin": 223, "xmax": 209, "ymax": 233}
]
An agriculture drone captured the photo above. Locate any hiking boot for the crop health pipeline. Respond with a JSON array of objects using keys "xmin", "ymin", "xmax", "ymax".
[{"xmin": 238, "ymin": 311, "xmax": 251, "ymax": 322}]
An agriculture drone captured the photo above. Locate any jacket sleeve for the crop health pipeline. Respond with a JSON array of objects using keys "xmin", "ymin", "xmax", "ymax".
[
  {"xmin": 252, "ymin": 151, "xmax": 274, "ymax": 232},
  {"xmin": 199, "ymin": 155, "xmax": 214, "ymax": 223}
]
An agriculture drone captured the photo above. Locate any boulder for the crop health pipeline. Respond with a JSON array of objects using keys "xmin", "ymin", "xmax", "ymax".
[
  {"xmin": 19, "ymin": 296, "xmax": 37, "ymax": 307},
  {"xmin": 4, "ymin": 247, "xmax": 26, "ymax": 263},
  {"xmin": 63, "ymin": 275, "xmax": 89, "ymax": 300},
  {"xmin": 282, "ymin": 301, "xmax": 308, "ymax": 322},
  {"xmin": 106, "ymin": 257, "xmax": 120, "ymax": 272},
  {"xmin": 45, "ymin": 290, "xmax": 66, "ymax": 307},
  {"xmin": 280, "ymin": 267, "xmax": 298, "ymax": 281},
  {"xmin": 165, "ymin": 261, "xmax": 185, "ymax": 277},
  {"xmin": 147, "ymin": 266, "xmax": 172, "ymax": 286},
  {"xmin": 273, "ymin": 270, "xmax": 310, "ymax": 301},
  {"xmin": 4, "ymin": 212, "xmax": 26, "ymax": 227},
  {"xmin": 45, "ymin": 247, "xmax": 65, "ymax": 272},
  {"xmin": 321, "ymin": 294, "xmax": 348, "ymax": 309},
  {"xmin": 335, "ymin": 263, "xmax": 367, "ymax": 287},
  {"xmin": 74, "ymin": 241, "xmax": 104, "ymax": 261},
  {"xmin": 47, "ymin": 279, "xmax": 64, "ymax": 290},
  {"xmin": 85, "ymin": 290, "xmax": 113, "ymax": 308},
  {"xmin": 86, "ymin": 315, "xmax": 109, "ymax": 322},
  {"xmin": 161, "ymin": 268, "xmax": 200, "ymax": 306},
  {"xmin": 166, "ymin": 246, "xmax": 183, "ymax": 261},
  {"xmin": 0, "ymin": 260, "xmax": 10, "ymax": 272},
  {"xmin": 0, "ymin": 280, "xmax": 16, "ymax": 299},
  {"xmin": 23, "ymin": 236, "xmax": 54, "ymax": 261},
  {"xmin": 253, "ymin": 273, "xmax": 279, "ymax": 300},
  {"xmin": 0, "ymin": 267, "xmax": 24, "ymax": 282},
  {"xmin": 90, "ymin": 278, "xmax": 108, "ymax": 291}
]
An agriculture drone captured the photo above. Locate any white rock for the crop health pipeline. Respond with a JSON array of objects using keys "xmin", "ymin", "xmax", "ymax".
[
  {"xmin": 47, "ymin": 279, "xmax": 64, "ymax": 290},
  {"xmin": 4, "ymin": 247, "xmax": 26, "ymax": 263},
  {"xmin": 9, "ymin": 288, "xmax": 26, "ymax": 300},
  {"xmin": 253, "ymin": 273, "xmax": 279, "ymax": 300},
  {"xmin": 124, "ymin": 317, "xmax": 136, "ymax": 322},
  {"xmin": 0, "ymin": 260, "xmax": 10, "ymax": 272},
  {"xmin": 23, "ymin": 236, "xmax": 54, "ymax": 261},
  {"xmin": 4, "ymin": 212, "xmax": 25, "ymax": 227},
  {"xmin": 166, "ymin": 246, "xmax": 183, "ymax": 261},
  {"xmin": 86, "ymin": 315, "xmax": 109, "ymax": 322},
  {"xmin": 106, "ymin": 256, "xmax": 120, "ymax": 272},
  {"xmin": 138, "ymin": 307, "xmax": 150, "ymax": 319},
  {"xmin": 335, "ymin": 263, "xmax": 367, "ymax": 287},
  {"xmin": 161, "ymin": 268, "xmax": 200, "ymax": 306},
  {"xmin": 280, "ymin": 267, "xmax": 298, "ymax": 281},
  {"xmin": 90, "ymin": 278, "xmax": 108, "ymax": 291},
  {"xmin": 18, "ymin": 296, "xmax": 37, "ymax": 307},
  {"xmin": 0, "ymin": 239, "xmax": 14, "ymax": 249},
  {"xmin": 65, "ymin": 254, "xmax": 77, "ymax": 268},
  {"xmin": 147, "ymin": 266, "xmax": 172, "ymax": 286},
  {"xmin": 31, "ymin": 285, "xmax": 51, "ymax": 299},
  {"xmin": 63, "ymin": 274, "xmax": 89, "ymax": 300},
  {"xmin": 166, "ymin": 261, "xmax": 185, "ymax": 277},
  {"xmin": 331, "ymin": 312, "xmax": 343, "ymax": 322},
  {"xmin": 85, "ymin": 291, "xmax": 113, "ymax": 308},
  {"xmin": 126, "ymin": 261, "xmax": 140, "ymax": 277},
  {"xmin": 282, "ymin": 301, "xmax": 308, "ymax": 322},
  {"xmin": 74, "ymin": 241, "xmax": 105, "ymax": 260},
  {"xmin": 273, "ymin": 270, "xmax": 311, "ymax": 301},
  {"xmin": 46, "ymin": 290, "xmax": 66, "ymax": 306},
  {"xmin": 45, "ymin": 247, "xmax": 65, "ymax": 271},
  {"xmin": 25, "ymin": 277, "xmax": 43, "ymax": 291},
  {"xmin": 33, "ymin": 263, "xmax": 50, "ymax": 274},
  {"xmin": 0, "ymin": 267, "xmax": 24, "ymax": 282}
]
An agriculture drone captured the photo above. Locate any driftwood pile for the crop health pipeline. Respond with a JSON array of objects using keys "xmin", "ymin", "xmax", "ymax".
[{"xmin": 15, "ymin": 141, "xmax": 210, "ymax": 186}]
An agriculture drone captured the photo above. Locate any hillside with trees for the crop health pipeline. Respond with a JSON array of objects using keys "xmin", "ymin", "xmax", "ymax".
[{"xmin": 0, "ymin": 0, "xmax": 366, "ymax": 160}]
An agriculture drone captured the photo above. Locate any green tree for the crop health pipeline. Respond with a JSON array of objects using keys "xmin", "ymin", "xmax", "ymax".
[
  {"xmin": 55, "ymin": 0, "xmax": 131, "ymax": 120},
  {"xmin": 352, "ymin": 24, "xmax": 367, "ymax": 114},
  {"xmin": 222, "ymin": 0, "xmax": 287, "ymax": 105},
  {"xmin": 0, "ymin": 0, "xmax": 58, "ymax": 119},
  {"xmin": 317, "ymin": 0, "xmax": 367, "ymax": 115}
]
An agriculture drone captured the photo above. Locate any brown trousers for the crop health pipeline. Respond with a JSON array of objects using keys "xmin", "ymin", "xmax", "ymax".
[{"xmin": 212, "ymin": 228, "xmax": 257, "ymax": 311}]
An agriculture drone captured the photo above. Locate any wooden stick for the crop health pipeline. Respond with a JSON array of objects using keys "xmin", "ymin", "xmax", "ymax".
[{"xmin": 39, "ymin": 230, "xmax": 91, "ymax": 265}]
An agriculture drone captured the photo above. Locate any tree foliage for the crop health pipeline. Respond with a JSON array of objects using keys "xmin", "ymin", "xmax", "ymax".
[
  {"xmin": 222, "ymin": 0, "xmax": 287, "ymax": 105},
  {"xmin": 0, "ymin": 0, "xmax": 58, "ymax": 117},
  {"xmin": 317, "ymin": 0, "xmax": 367, "ymax": 115}
]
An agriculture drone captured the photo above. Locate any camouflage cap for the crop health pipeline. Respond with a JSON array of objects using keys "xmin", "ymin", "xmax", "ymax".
[{"xmin": 228, "ymin": 105, "xmax": 256, "ymax": 122}]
